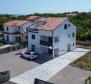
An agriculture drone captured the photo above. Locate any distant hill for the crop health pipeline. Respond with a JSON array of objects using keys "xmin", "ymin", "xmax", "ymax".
[{"xmin": 0, "ymin": 12, "xmax": 91, "ymax": 41}]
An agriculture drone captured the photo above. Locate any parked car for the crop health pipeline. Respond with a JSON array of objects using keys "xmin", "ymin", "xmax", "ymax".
[{"xmin": 21, "ymin": 51, "xmax": 38, "ymax": 60}]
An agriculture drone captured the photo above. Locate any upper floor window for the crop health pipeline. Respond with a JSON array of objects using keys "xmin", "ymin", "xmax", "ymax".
[
  {"xmin": 72, "ymin": 33, "xmax": 75, "ymax": 37},
  {"xmin": 68, "ymin": 34, "xmax": 70, "ymax": 37},
  {"xmin": 19, "ymin": 27, "xmax": 21, "ymax": 31},
  {"xmin": 6, "ymin": 27, "xmax": 9, "ymax": 31},
  {"xmin": 54, "ymin": 36, "xmax": 59, "ymax": 43},
  {"xmin": 32, "ymin": 35, "xmax": 35, "ymax": 39},
  {"xmin": 64, "ymin": 24, "xmax": 67, "ymax": 29}
]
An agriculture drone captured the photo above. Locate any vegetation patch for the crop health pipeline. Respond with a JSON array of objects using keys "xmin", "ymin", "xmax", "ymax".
[
  {"xmin": 71, "ymin": 51, "xmax": 91, "ymax": 71},
  {"xmin": 85, "ymin": 76, "xmax": 91, "ymax": 84}
]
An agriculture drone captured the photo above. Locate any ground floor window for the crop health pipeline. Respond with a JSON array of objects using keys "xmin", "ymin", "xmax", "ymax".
[
  {"xmin": 54, "ymin": 48, "xmax": 59, "ymax": 57},
  {"xmin": 73, "ymin": 43, "xmax": 74, "ymax": 46},
  {"xmin": 32, "ymin": 45, "xmax": 35, "ymax": 51}
]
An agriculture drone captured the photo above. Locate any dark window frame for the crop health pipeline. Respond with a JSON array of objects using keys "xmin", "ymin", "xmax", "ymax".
[
  {"xmin": 72, "ymin": 33, "xmax": 75, "ymax": 37},
  {"xmin": 64, "ymin": 24, "xmax": 67, "ymax": 29},
  {"xmin": 73, "ymin": 43, "xmax": 74, "ymax": 46},
  {"xmin": 7, "ymin": 27, "xmax": 9, "ymax": 31},
  {"xmin": 54, "ymin": 36, "xmax": 59, "ymax": 43},
  {"xmin": 32, "ymin": 35, "xmax": 35, "ymax": 39}
]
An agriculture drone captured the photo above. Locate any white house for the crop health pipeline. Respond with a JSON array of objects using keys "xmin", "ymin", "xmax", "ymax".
[
  {"xmin": 28, "ymin": 17, "xmax": 76, "ymax": 58},
  {"xmin": 3, "ymin": 20, "xmax": 32, "ymax": 44}
]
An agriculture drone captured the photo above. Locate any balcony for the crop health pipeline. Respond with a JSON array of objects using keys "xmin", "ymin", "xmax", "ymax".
[
  {"xmin": 40, "ymin": 40, "xmax": 52, "ymax": 47},
  {"xmin": 3, "ymin": 31, "xmax": 27, "ymax": 35},
  {"xmin": 28, "ymin": 28, "xmax": 38, "ymax": 33}
]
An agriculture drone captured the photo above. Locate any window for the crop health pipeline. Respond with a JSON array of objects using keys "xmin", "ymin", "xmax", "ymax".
[
  {"xmin": 68, "ymin": 34, "xmax": 70, "ymax": 37},
  {"xmin": 73, "ymin": 43, "xmax": 74, "ymax": 46},
  {"xmin": 54, "ymin": 48, "xmax": 59, "ymax": 56},
  {"xmin": 54, "ymin": 36, "xmax": 59, "ymax": 43},
  {"xmin": 26, "ymin": 36, "xmax": 28, "ymax": 39},
  {"xmin": 6, "ymin": 27, "xmax": 9, "ymax": 31},
  {"xmin": 32, "ymin": 45, "xmax": 35, "ymax": 51},
  {"xmin": 64, "ymin": 24, "xmax": 67, "ymax": 29},
  {"xmin": 68, "ymin": 24, "xmax": 70, "ymax": 27},
  {"xmin": 19, "ymin": 27, "xmax": 21, "ymax": 31},
  {"xmin": 7, "ymin": 35, "xmax": 9, "ymax": 42},
  {"xmin": 32, "ymin": 35, "xmax": 35, "ymax": 39},
  {"xmin": 72, "ymin": 33, "xmax": 75, "ymax": 37}
]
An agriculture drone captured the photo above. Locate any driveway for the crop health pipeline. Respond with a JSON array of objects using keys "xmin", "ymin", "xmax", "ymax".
[
  {"xmin": 0, "ymin": 49, "xmax": 40, "ymax": 78},
  {"xmin": 10, "ymin": 48, "xmax": 90, "ymax": 84}
]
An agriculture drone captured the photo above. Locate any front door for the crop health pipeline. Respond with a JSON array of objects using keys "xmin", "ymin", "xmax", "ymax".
[
  {"xmin": 32, "ymin": 45, "xmax": 35, "ymax": 51},
  {"xmin": 48, "ymin": 48, "xmax": 52, "ymax": 54}
]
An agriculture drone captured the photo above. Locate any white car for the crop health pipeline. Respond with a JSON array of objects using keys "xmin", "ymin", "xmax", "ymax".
[{"xmin": 21, "ymin": 51, "xmax": 38, "ymax": 60}]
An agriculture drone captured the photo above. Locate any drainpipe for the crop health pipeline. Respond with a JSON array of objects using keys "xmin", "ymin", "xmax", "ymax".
[{"xmin": 52, "ymin": 30, "xmax": 55, "ymax": 59}]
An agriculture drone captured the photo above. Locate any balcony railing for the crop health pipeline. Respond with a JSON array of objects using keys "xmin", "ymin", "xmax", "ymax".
[
  {"xmin": 3, "ymin": 31, "xmax": 27, "ymax": 35},
  {"xmin": 40, "ymin": 40, "xmax": 52, "ymax": 46},
  {"xmin": 28, "ymin": 28, "xmax": 38, "ymax": 33}
]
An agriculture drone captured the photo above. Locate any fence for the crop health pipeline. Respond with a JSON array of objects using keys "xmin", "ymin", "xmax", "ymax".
[
  {"xmin": 0, "ymin": 70, "xmax": 10, "ymax": 83},
  {"xmin": 0, "ymin": 44, "xmax": 27, "ymax": 54}
]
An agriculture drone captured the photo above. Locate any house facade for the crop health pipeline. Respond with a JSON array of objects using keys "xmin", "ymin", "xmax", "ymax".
[
  {"xmin": 28, "ymin": 17, "xmax": 76, "ymax": 58},
  {"xmin": 3, "ymin": 20, "xmax": 32, "ymax": 44}
]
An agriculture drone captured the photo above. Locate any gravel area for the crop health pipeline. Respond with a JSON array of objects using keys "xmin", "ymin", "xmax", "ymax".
[{"xmin": 0, "ymin": 49, "xmax": 40, "ymax": 78}]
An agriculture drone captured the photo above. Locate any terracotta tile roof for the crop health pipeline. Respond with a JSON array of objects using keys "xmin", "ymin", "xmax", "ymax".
[
  {"xmin": 4, "ymin": 20, "xmax": 29, "ymax": 26},
  {"xmin": 38, "ymin": 17, "xmax": 67, "ymax": 31},
  {"xmin": 26, "ymin": 16, "xmax": 39, "ymax": 20}
]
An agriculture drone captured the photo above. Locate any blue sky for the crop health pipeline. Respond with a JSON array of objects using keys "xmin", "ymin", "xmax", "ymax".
[{"xmin": 0, "ymin": 0, "xmax": 91, "ymax": 14}]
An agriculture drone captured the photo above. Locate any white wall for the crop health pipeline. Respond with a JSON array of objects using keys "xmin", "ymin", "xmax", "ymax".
[
  {"xmin": 28, "ymin": 32, "xmax": 40, "ymax": 53},
  {"xmin": 4, "ymin": 22, "xmax": 32, "ymax": 43},
  {"xmin": 28, "ymin": 30, "xmax": 52, "ymax": 54},
  {"xmin": 4, "ymin": 34, "xmax": 16, "ymax": 43},
  {"xmin": 53, "ymin": 19, "xmax": 76, "ymax": 56},
  {"xmin": 20, "ymin": 22, "xmax": 32, "ymax": 33},
  {"xmin": 28, "ymin": 19, "xmax": 76, "ymax": 57},
  {"xmin": 4, "ymin": 26, "xmax": 18, "ymax": 33}
]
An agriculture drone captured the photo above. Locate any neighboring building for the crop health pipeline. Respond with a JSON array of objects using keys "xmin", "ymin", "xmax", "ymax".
[
  {"xmin": 3, "ymin": 20, "xmax": 32, "ymax": 44},
  {"xmin": 28, "ymin": 17, "xmax": 76, "ymax": 58},
  {"xmin": 26, "ymin": 16, "xmax": 40, "ymax": 21}
]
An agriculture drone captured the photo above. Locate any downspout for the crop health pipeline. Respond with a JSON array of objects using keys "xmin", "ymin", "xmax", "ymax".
[{"xmin": 52, "ymin": 30, "xmax": 55, "ymax": 59}]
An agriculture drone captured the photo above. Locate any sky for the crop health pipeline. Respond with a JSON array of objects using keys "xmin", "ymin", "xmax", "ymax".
[{"xmin": 0, "ymin": 0, "xmax": 91, "ymax": 15}]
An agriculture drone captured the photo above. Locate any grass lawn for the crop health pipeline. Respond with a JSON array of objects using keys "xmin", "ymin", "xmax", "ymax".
[{"xmin": 71, "ymin": 51, "xmax": 91, "ymax": 71}]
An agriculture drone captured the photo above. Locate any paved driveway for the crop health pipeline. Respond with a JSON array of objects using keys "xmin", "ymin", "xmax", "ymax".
[
  {"xmin": 0, "ymin": 49, "xmax": 40, "ymax": 78},
  {"xmin": 10, "ymin": 48, "xmax": 90, "ymax": 84}
]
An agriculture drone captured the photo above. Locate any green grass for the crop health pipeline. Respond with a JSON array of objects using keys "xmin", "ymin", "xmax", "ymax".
[
  {"xmin": 71, "ymin": 51, "xmax": 91, "ymax": 71},
  {"xmin": 85, "ymin": 76, "xmax": 91, "ymax": 84}
]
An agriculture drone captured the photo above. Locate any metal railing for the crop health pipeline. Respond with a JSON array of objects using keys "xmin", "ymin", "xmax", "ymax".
[{"xmin": 40, "ymin": 40, "xmax": 52, "ymax": 46}]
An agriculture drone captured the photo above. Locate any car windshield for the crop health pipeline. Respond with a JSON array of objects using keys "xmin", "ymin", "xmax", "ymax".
[{"xmin": 31, "ymin": 52, "xmax": 37, "ymax": 55}]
